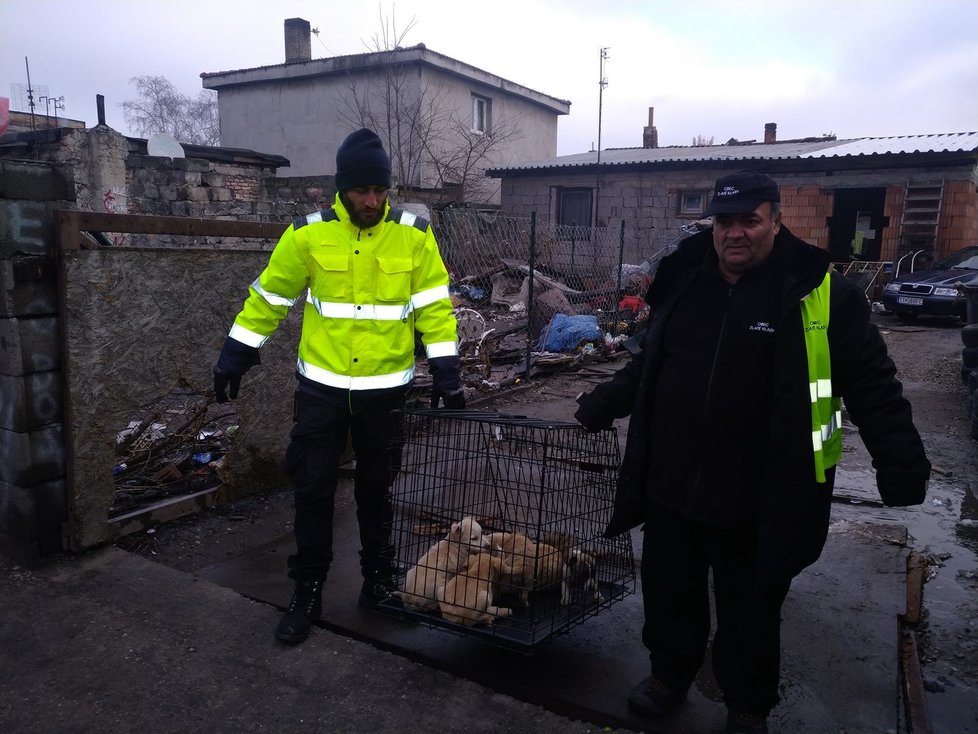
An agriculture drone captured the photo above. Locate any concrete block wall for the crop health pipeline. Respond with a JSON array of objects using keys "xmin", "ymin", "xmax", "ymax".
[
  {"xmin": 0, "ymin": 160, "xmax": 72, "ymax": 560},
  {"xmin": 124, "ymin": 156, "xmax": 335, "ymax": 237}
]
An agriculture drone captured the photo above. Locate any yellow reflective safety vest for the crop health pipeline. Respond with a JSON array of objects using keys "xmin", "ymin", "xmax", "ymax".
[
  {"xmin": 228, "ymin": 194, "xmax": 458, "ymax": 391},
  {"xmin": 801, "ymin": 272, "xmax": 842, "ymax": 482}
]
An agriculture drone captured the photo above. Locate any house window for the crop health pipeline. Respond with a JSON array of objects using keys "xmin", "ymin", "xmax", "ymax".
[
  {"xmin": 472, "ymin": 95, "xmax": 491, "ymax": 134},
  {"xmin": 679, "ymin": 191, "xmax": 706, "ymax": 216},
  {"xmin": 557, "ymin": 188, "xmax": 593, "ymax": 228}
]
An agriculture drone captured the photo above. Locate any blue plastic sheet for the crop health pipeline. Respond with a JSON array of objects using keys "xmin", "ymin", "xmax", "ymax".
[{"xmin": 537, "ymin": 313, "xmax": 602, "ymax": 352}]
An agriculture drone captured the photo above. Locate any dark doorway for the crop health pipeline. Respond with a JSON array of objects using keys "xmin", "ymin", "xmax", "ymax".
[{"xmin": 828, "ymin": 188, "xmax": 887, "ymax": 261}]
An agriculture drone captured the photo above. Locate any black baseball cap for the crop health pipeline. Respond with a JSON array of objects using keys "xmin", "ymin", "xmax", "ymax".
[{"xmin": 704, "ymin": 170, "xmax": 780, "ymax": 216}]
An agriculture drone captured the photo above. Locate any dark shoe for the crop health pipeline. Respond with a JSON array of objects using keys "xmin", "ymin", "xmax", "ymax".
[
  {"xmin": 727, "ymin": 711, "xmax": 769, "ymax": 734},
  {"xmin": 627, "ymin": 675, "xmax": 687, "ymax": 718},
  {"xmin": 275, "ymin": 579, "xmax": 323, "ymax": 644},
  {"xmin": 358, "ymin": 574, "xmax": 397, "ymax": 609}
]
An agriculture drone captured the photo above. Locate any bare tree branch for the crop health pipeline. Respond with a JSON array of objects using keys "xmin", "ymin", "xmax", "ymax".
[
  {"xmin": 337, "ymin": 10, "xmax": 523, "ymax": 204},
  {"xmin": 122, "ymin": 75, "xmax": 220, "ymax": 146}
]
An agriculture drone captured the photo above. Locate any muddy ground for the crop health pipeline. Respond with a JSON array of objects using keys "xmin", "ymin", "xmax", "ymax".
[{"xmin": 116, "ymin": 312, "xmax": 978, "ymax": 733}]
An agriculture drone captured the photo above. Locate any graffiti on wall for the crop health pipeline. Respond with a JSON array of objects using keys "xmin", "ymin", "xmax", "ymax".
[{"xmin": 102, "ymin": 186, "xmax": 128, "ymax": 245}]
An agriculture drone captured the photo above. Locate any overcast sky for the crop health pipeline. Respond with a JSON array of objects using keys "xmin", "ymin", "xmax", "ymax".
[{"xmin": 2, "ymin": 0, "xmax": 976, "ymax": 156}]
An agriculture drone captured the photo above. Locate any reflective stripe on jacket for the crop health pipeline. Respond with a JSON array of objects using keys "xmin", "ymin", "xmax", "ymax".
[
  {"xmin": 801, "ymin": 272, "xmax": 842, "ymax": 482},
  {"xmin": 229, "ymin": 194, "xmax": 458, "ymax": 391}
]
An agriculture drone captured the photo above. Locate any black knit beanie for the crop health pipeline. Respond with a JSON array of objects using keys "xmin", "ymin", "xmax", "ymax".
[{"xmin": 335, "ymin": 128, "xmax": 392, "ymax": 192}]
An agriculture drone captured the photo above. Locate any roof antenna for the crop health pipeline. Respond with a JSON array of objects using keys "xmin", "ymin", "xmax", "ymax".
[
  {"xmin": 24, "ymin": 56, "xmax": 38, "ymax": 157},
  {"xmin": 597, "ymin": 47, "xmax": 609, "ymax": 164}
]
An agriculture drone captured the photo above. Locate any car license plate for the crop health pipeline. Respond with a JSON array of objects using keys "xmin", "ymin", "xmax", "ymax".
[{"xmin": 897, "ymin": 296, "xmax": 924, "ymax": 306}]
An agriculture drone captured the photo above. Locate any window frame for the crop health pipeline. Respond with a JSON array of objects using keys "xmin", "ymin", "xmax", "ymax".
[
  {"xmin": 556, "ymin": 187, "xmax": 594, "ymax": 228},
  {"xmin": 678, "ymin": 190, "xmax": 707, "ymax": 216},
  {"xmin": 471, "ymin": 94, "xmax": 491, "ymax": 135}
]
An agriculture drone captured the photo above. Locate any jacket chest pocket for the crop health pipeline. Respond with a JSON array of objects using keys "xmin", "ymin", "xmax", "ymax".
[
  {"xmin": 310, "ymin": 251, "xmax": 350, "ymax": 299},
  {"xmin": 376, "ymin": 257, "xmax": 412, "ymax": 303}
]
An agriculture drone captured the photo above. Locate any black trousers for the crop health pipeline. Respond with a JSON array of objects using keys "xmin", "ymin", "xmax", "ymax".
[
  {"xmin": 641, "ymin": 503, "xmax": 791, "ymax": 715},
  {"xmin": 284, "ymin": 389, "xmax": 405, "ymax": 582}
]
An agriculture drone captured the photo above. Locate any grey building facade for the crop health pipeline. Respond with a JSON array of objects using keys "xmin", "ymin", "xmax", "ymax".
[{"xmin": 202, "ymin": 19, "xmax": 570, "ymax": 205}]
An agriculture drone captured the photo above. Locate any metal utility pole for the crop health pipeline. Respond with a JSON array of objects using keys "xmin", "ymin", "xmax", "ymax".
[{"xmin": 597, "ymin": 47, "xmax": 609, "ymax": 164}]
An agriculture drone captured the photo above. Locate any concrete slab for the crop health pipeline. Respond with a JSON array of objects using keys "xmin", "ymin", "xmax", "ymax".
[{"xmin": 197, "ymin": 474, "xmax": 909, "ymax": 734}]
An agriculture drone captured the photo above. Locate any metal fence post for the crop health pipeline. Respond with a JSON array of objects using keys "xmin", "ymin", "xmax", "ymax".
[
  {"xmin": 525, "ymin": 211, "xmax": 537, "ymax": 378},
  {"xmin": 612, "ymin": 219, "xmax": 625, "ymax": 325}
]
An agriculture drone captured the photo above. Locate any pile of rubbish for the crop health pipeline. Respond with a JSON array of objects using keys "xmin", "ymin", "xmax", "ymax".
[
  {"xmin": 419, "ymin": 258, "xmax": 655, "ymax": 399},
  {"xmin": 111, "ymin": 387, "xmax": 237, "ymax": 518}
]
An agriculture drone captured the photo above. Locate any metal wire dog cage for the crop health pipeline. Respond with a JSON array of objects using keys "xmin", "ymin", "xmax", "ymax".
[{"xmin": 375, "ymin": 409, "xmax": 634, "ymax": 651}]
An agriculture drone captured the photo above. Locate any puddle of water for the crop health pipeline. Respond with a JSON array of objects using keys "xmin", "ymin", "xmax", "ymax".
[{"xmin": 835, "ymin": 461, "xmax": 978, "ymax": 734}]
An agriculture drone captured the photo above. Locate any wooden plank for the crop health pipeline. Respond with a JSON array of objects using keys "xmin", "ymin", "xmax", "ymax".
[
  {"xmin": 899, "ymin": 626, "xmax": 933, "ymax": 734},
  {"xmin": 55, "ymin": 210, "xmax": 288, "ymax": 245},
  {"xmin": 55, "ymin": 210, "xmax": 83, "ymax": 250},
  {"xmin": 107, "ymin": 486, "xmax": 220, "ymax": 536},
  {"xmin": 904, "ymin": 551, "xmax": 924, "ymax": 624}
]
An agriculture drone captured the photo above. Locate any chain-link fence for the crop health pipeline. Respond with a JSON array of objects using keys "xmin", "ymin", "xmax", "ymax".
[{"xmin": 431, "ymin": 209, "xmax": 702, "ymax": 370}]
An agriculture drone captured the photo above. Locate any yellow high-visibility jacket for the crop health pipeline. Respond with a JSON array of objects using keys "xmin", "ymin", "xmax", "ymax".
[{"xmin": 228, "ymin": 194, "xmax": 458, "ymax": 391}]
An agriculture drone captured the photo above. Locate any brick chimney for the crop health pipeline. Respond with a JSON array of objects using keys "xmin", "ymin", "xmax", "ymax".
[
  {"xmin": 643, "ymin": 107, "xmax": 659, "ymax": 149},
  {"xmin": 764, "ymin": 122, "xmax": 777, "ymax": 144},
  {"xmin": 285, "ymin": 18, "xmax": 311, "ymax": 64}
]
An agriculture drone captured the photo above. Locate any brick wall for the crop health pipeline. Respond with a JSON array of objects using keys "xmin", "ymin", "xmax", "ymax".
[
  {"xmin": 502, "ymin": 171, "xmax": 839, "ymax": 263},
  {"xmin": 501, "ymin": 167, "xmax": 978, "ymax": 264},
  {"xmin": 941, "ymin": 180, "xmax": 978, "ymax": 256},
  {"xmin": 779, "ymin": 184, "xmax": 833, "ymax": 247},
  {"xmin": 0, "ymin": 126, "xmax": 337, "ymax": 234}
]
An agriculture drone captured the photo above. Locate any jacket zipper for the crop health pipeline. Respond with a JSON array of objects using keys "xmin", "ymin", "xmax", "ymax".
[{"xmin": 691, "ymin": 284, "xmax": 733, "ymax": 492}]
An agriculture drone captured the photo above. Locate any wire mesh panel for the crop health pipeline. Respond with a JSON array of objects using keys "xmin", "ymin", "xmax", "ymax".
[{"xmin": 376, "ymin": 409, "xmax": 634, "ymax": 651}]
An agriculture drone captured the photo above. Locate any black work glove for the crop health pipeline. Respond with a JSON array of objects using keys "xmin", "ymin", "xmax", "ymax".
[
  {"xmin": 574, "ymin": 391, "xmax": 614, "ymax": 432},
  {"xmin": 429, "ymin": 355, "xmax": 465, "ymax": 409},
  {"xmin": 213, "ymin": 336, "xmax": 261, "ymax": 403}
]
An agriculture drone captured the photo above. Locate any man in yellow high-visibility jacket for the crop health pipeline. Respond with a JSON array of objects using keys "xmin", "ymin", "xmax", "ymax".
[{"xmin": 213, "ymin": 128, "xmax": 462, "ymax": 645}]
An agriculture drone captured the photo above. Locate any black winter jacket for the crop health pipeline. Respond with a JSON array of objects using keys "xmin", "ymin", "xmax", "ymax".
[{"xmin": 576, "ymin": 226, "xmax": 931, "ymax": 584}]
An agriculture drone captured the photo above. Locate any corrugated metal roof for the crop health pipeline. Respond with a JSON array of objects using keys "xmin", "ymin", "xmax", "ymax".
[
  {"xmin": 797, "ymin": 131, "xmax": 978, "ymax": 157},
  {"xmin": 491, "ymin": 131, "xmax": 978, "ymax": 173}
]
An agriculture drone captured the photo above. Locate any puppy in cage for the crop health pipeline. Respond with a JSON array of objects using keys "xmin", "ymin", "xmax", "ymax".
[
  {"xmin": 542, "ymin": 530, "xmax": 604, "ymax": 607},
  {"xmin": 486, "ymin": 531, "xmax": 563, "ymax": 607},
  {"xmin": 437, "ymin": 547, "xmax": 515, "ymax": 627},
  {"xmin": 394, "ymin": 516, "xmax": 489, "ymax": 611}
]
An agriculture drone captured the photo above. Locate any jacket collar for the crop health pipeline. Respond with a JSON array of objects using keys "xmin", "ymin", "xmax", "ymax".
[
  {"xmin": 332, "ymin": 192, "xmax": 391, "ymax": 232},
  {"xmin": 666, "ymin": 225, "xmax": 829, "ymax": 299}
]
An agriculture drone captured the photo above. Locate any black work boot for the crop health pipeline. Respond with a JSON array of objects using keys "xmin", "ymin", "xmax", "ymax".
[
  {"xmin": 358, "ymin": 545, "xmax": 400, "ymax": 608},
  {"xmin": 727, "ymin": 711, "xmax": 769, "ymax": 734},
  {"xmin": 358, "ymin": 564, "xmax": 400, "ymax": 608},
  {"xmin": 275, "ymin": 579, "xmax": 323, "ymax": 644},
  {"xmin": 627, "ymin": 675, "xmax": 687, "ymax": 719}
]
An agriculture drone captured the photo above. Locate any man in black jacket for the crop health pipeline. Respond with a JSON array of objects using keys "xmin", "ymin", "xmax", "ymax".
[{"xmin": 574, "ymin": 170, "xmax": 930, "ymax": 734}]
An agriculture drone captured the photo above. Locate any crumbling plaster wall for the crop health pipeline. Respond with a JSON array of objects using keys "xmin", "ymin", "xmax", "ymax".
[
  {"xmin": 63, "ymin": 247, "xmax": 300, "ymax": 551},
  {"xmin": 0, "ymin": 127, "xmax": 338, "ymax": 557}
]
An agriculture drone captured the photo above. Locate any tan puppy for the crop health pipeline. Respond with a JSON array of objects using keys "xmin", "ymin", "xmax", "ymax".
[
  {"xmin": 437, "ymin": 550, "xmax": 513, "ymax": 626},
  {"xmin": 542, "ymin": 530, "xmax": 603, "ymax": 607},
  {"xmin": 487, "ymin": 531, "xmax": 563, "ymax": 607},
  {"xmin": 395, "ymin": 516, "xmax": 487, "ymax": 611}
]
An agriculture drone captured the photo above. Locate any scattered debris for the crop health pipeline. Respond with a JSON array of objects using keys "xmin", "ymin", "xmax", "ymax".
[{"xmin": 110, "ymin": 387, "xmax": 237, "ymax": 518}]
